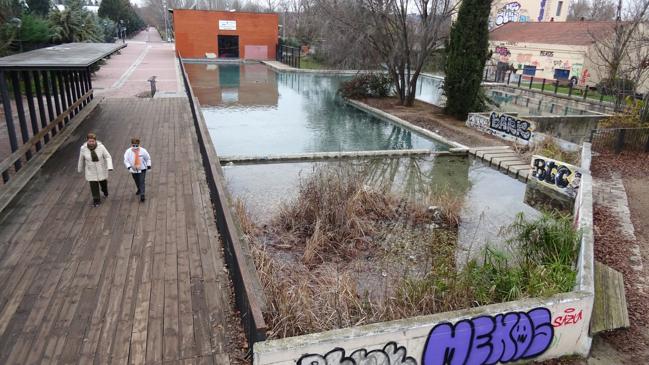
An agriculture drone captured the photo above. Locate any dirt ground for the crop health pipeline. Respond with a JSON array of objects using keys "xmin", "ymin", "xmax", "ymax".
[{"xmin": 359, "ymin": 97, "xmax": 507, "ymax": 148}]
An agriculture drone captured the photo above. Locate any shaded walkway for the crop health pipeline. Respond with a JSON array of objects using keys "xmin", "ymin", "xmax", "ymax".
[{"xmin": 0, "ymin": 98, "xmax": 231, "ymax": 364}]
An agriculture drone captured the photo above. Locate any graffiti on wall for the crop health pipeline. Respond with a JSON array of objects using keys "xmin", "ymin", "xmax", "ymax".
[
  {"xmin": 422, "ymin": 308, "xmax": 554, "ymax": 365},
  {"xmin": 540, "ymin": 50, "xmax": 554, "ymax": 57},
  {"xmin": 298, "ymin": 308, "xmax": 554, "ymax": 365},
  {"xmin": 493, "ymin": 2, "xmax": 523, "ymax": 28},
  {"xmin": 489, "ymin": 112, "xmax": 533, "ymax": 141},
  {"xmin": 530, "ymin": 155, "xmax": 582, "ymax": 198},
  {"xmin": 553, "ymin": 307, "xmax": 584, "ymax": 328},
  {"xmin": 495, "ymin": 46, "xmax": 512, "ymax": 57},
  {"xmin": 297, "ymin": 342, "xmax": 416, "ymax": 365}
]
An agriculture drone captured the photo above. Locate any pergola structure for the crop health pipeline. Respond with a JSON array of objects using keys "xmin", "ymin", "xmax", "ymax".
[{"xmin": 0, "ymin": 43, "xmax": 125, "ymax": 183}]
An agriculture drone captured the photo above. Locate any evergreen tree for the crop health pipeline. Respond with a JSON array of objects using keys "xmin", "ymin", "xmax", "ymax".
[
  {"xmin": 443, "ymin": 0, "xmax": 492, "ymax": 119},
  {"xmin": 26, "ymin": 0, "xmax": 50, "ymax": 16},
  {"xmin": 98, "ymin": 0, "xmax": 144, "ymax": 36}
]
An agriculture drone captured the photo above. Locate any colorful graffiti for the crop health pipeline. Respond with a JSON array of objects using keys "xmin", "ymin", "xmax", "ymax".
[
  {"xmin": 489, "ymin": 112, "xmax": 533, "ymax": 141},
  {"xmin": 422, "ymin": 308, "xmax": 554, "ymax": 365},
  {"xmin": 530, "ymin": 155, "xmax": 582, "ymax": 198},
  {"xmin": 297, "ymin": 342, "xmax": 416, "ymax": 365},
  {"xmin": 495, "ymin": 46, "xmax": 511, "ymax": 57},
  {"xmin": 494, "ymin": 2, "xmax": 522, "ymax": 28},
  {"xmin": 298, "ymin": 308, "xmax": 555, "ymax": 365},
  {"xmin": 553, "ymin": 307, "xmax": 584, "ymax": 328}
]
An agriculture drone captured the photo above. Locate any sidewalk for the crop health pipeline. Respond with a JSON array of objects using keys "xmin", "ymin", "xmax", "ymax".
[{"xmin": 93, "ymin": 27, "xmax": 184, "ymax": 98}]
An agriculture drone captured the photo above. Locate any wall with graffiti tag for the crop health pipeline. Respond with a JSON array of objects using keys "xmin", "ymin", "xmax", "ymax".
[
  {"xmin": 254, "ymin": 293, "xmax": 593, "ymax": 365},
  {"xmin": 529, "ymin": 155, "xmax": 583, "ymax": 198},
  {"xmin": 465, "ymin": 112, "xmax": 535, "ymax": 144}
]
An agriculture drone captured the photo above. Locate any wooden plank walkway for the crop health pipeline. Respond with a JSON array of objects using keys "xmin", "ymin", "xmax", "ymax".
[{"xmin": 0, "ymin": 98, "xmax": 232, "ymax": 364}]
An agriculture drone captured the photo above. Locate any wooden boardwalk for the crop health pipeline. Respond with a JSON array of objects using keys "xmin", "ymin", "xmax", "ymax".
[{"xmin": 0, "ymin": 98, "xmax": 232, "ymax": 364}]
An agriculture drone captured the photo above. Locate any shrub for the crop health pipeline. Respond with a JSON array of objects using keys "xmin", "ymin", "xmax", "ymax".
[
  {"xmin": 596, "ymin": 78, "xmax": 636, "ymax": 97},
  {"xmin": 598, "ymin": 98, "xmax": 648, "ymax": 128},
  {"xmin": 338, "ymin": 73, "xmax": 393, "ymax": 99}
]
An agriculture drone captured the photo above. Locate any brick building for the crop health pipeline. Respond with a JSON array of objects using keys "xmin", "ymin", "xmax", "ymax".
[{"xmin": 172, "ymin": 9, "xmax": 279, "ymax": 60}]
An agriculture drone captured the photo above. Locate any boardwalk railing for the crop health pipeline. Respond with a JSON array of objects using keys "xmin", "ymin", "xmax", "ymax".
[
  {"xmin": 0, "ymin": 68, "xmax": 93, "ymax": 184},
  {"xmin": 589, "ymin": 127, "xmax": 649, "ymax": 154},
  {"xmin": 177, "ymin": 55, "xmax": 268, "ymax": 347},
  {"xmin": 276, "ymin": 44, "xmax": 301, "ymax": 68}
]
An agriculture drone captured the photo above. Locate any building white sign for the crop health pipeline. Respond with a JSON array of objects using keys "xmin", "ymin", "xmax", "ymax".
[{"xmin": 219, "ymin": 20, "xmax": 236, "ymax": 31}]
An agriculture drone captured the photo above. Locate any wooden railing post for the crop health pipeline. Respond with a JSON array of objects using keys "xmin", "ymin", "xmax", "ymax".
[
  {"xmin": 615, "ymin": 129, "xmax": 626, "ymax": 154},
  {"xmin": 0, "ymin": 71, "xmax": 20, "ymax": 180}
]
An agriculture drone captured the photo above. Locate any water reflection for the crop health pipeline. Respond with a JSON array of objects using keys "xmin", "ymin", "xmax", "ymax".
[{"xmin": 185, "ymin": 63, "xmax": 449, "ymax": 156}]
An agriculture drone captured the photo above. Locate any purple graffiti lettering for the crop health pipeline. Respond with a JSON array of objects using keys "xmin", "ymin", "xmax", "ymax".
[
  {"xmin": 421, "ymin": 308, "xmax": 553, "ymax": 365},
  {"xmin": 538, "ymin": 0, "xmax": 546, "ymax": 21}
]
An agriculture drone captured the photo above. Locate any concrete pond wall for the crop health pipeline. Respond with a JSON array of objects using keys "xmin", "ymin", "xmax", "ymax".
[{"xmin": 465, "ymin": 111, "xmax": 603, "ymax": 150}]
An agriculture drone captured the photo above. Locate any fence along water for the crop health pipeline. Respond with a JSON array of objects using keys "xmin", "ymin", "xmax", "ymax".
[{"xmin": 589, "ymin": 127, "xmax": 649, "ymax": 154}]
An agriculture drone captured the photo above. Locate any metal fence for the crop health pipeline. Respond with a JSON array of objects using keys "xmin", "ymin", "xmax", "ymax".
[
  {"xmin": 590, "ymin": 127, "xmax": 649, "ymax": 154},
  {"xmin": 276, "ymin": 44, "xmax": 301, "ymax": 68},
  {"xmin": 482, "ymin": 64, "xmax": 632, "ymax": 106}
]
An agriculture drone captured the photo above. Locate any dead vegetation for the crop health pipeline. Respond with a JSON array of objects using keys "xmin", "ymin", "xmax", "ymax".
[{"xmin": 235, "ymin": 166, "xmax": 579, "ymax": 339}]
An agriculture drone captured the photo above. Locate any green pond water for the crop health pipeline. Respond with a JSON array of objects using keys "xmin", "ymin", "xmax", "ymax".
[
  {"xmin": 185, "ymin": 63, "xmax": 449, "ymax": 156},
  {"xmin": 186, "ymin": 62, "xmax": 541, "ymax": 257}
]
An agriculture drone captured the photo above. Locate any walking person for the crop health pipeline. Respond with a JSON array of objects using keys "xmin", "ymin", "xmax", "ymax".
[
  {"xmin": 124, "ymin": 137, "xmax": 151, "ymax": 202},
  {"xmin": 78, "ymin": 133, "xmax": 113, "ymax": 207}
]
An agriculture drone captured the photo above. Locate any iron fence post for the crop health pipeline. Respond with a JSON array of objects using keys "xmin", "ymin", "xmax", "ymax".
[
  {"xmin": 507, "ymin": 71, "xmax": 511, "ymax": 85},
  {"xmin": 541, "ymin": 79, "xmax": 546, "ymax": 92},
  {"xmin": 529, "ymin": 76, "xmax": 534, "ymax": 89},
  {"xmin": 615, "ymin": 129, "xmax": 626, "ymax": 154},
  {"xmin": 554, "ymin": 80, "xmax": 559, "ymax": 94}
]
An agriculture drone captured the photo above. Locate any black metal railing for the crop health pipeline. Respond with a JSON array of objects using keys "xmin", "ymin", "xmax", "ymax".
[
  {"xmin": 482, "ymin": 65, "xmax": 617, "ymax": 105},
  {"xmin": 0, "ymin": 68, "xmax": 93, "ymax": 183},
  {"xmin": 276, "ymin": 44, "xmax": 301, "ymax": 68},
  {"xmin": 589, "ymin": 127, "xmax": 649, "ymax": 154}
]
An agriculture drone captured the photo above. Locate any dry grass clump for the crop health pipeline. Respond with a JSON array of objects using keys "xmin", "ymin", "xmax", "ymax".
[
  {"xmin": 531, "ymin": 136, "xmax": 580, "ymax": 165},
  {"xmin": 236, "ymin": 166, "xmax": 579, "ymax": 340}
]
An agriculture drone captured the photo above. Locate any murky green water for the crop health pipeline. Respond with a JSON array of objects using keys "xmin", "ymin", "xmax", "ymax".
[
  {"xmin": 223, "ymin": 156, "xmax": 539, "ymax": 259},
  {"xmin": 185, "ymin": 63, "xmax": 449, "ymax": 156}
]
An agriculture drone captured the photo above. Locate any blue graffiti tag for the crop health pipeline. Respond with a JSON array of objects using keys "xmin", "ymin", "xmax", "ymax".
[
  {"xmin": 421, "ymin": 308, "xmax": 553, "ymax": 365},
  {"xmin": 538, "ymin": 0, "xmax": 547, "ymax": 21}
]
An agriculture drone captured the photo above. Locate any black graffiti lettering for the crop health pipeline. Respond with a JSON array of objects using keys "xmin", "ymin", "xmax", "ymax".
[
  {"xmin": 531, "ymin": 158, "xmax": 581, "ymax": 195},
  {"xmin": 555, "ymin": 166, "xmax": 572, "ymax": 189},
  {"xmin": 489, "ymin": 112, "xmax": 532, "ymax": 141}
]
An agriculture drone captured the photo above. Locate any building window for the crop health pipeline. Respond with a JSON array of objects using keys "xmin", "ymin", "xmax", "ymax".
[{"xmin": 556, "ymin": 1, "xmax": 563, "ymax": 17}]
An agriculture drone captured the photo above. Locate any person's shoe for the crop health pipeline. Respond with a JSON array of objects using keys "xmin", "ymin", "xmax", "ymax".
[
  {"xmin": 103, "ymin": 191, "xmax": 109, "ymax": 197},
  {"xmin": 93, "ymin": 200, "xmax": 101, "ymax": 207},
  {"xmin": 135, "ymin": 190, "xmax": 141, "ymax": 195},
  {"xmin": 140, "ymin": 194, "xmax": 145, "ymax": 202}
]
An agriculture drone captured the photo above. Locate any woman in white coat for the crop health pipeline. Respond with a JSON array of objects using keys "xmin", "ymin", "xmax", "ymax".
[{"xmin": 78, "ymin": 133, "xmax": 113, "ymax": 207}]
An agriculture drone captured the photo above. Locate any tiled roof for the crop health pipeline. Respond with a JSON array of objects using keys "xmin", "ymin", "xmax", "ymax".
[{"xmin": 489, "ymin": 21, "xmax": 616, "ymax": 46}]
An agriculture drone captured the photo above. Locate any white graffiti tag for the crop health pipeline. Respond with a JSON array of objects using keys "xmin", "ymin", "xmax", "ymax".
[
  {"xmin": 495, "ymin": 2, "xmax": 522, "ymax": 27},
  {"xmin": 297, "ymin": 342, "xmax": 417, "ymax": 365}
]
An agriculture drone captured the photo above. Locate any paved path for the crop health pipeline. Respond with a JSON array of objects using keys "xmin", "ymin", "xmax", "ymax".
[
  {"xmin": 0, "ymin": 97, "xmax": 232, "ymax": 363},
  {"xmin": 93, "ymin": 28, "xmax": 184, "ymax": 98}
]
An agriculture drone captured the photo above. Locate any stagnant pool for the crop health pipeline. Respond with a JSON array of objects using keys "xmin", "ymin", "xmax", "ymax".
[
  {"xmin": 185, "ymin": 62, "xmax": 540, "ymax": 257},
  {"xmin": 185, "ymin": 63, "xmax": 448, "ymax": 156}
]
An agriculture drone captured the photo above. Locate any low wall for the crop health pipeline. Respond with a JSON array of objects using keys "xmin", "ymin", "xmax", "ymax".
[
  {"xmin": 466, "ymin": 112, "xmax": 582, "ymax": 151},
  {"xmin": 178, "ymin": 55, "xmax": 269, "ymax": 347},
  {"xmin": 254, "ymin": 292, "xmax": 593, "ymax": 365},
  {"xmin": 527, "ymin": 115, "xmax": 608, "ymax": 145}
]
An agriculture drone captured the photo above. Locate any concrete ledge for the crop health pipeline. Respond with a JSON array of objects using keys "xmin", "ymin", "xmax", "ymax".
[
  {"xmin": 345, "ymin": 99, "xmax": 468, "ymax": 149},
  {"xmin": 219, "ymin": 149, "xmax": 441, "ymax": 164},
  {"xmin": 0, "ymin": 97, "xmax": 102, "ymax": 215},
  {"xmin": 254, "ymin": 291, "xmax": 594, "ymax": 365}
]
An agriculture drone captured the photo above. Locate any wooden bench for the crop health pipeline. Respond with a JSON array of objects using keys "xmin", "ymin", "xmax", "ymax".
[{"xmin": 590, "ymin": 261, "xmax": 630, "ymax": 335}]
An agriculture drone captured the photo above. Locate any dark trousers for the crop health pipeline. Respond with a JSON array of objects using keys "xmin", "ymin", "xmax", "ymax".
[
  {"xmin": 131, "ymin": 170, "xmax": 146, "ymax": 195},
  {"xmin": 89, "ymin": 180, "xmax": 108, "ymax": 202}
]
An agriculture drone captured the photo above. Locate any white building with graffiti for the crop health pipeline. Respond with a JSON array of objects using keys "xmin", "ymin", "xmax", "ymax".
[
  {"xmin": 490, "ymin": 0, "xmax": 569, "ymax": 29},
  {"xmin": 487, "ymin": 21, "xmax": 649, "ymax": 91}
]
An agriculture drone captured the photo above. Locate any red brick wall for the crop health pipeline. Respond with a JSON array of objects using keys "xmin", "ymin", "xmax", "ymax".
[{"xmin": 173, "ymin": 10, "xmax": 279, "ymax": 60}]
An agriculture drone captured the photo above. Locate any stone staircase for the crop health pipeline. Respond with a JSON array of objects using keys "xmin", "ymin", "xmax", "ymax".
[{"xmin": 468, "ymin": 146, "xmax": 531, "ymax": 182}]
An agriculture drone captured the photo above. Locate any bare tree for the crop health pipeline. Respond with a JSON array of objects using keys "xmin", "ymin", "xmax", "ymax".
[
  {"xmin": 316, "ymin": 0, "xmax": 455, "ymax": 106},
  {"xmin": 569, "ymin": 0, "xmax": 617, "ymax": 20},
  {"xmin": 590, "ymin": 0, "xmax": 649, "ymax": 109}
]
